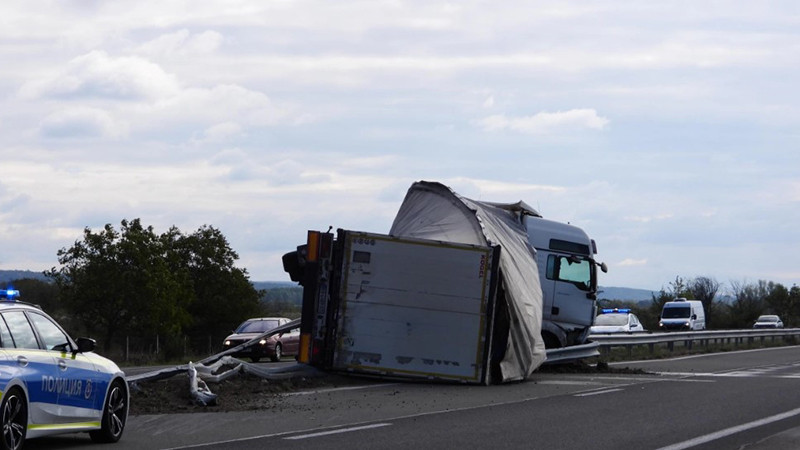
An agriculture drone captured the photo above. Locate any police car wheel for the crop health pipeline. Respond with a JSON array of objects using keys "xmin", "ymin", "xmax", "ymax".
[
  {"xmin": 90, "ymin": 380, "xmax": 127, "ymax": 443},
  {"xmin": 1, "ymin": 387, "xmax": 27, "ymax": 450}
]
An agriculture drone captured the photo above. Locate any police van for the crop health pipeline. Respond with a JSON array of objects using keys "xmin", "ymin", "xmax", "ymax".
[
  {"xmin": 0, "ymin": 288, "xmax": 128, "ymax": 449},
  {"xmin": 659, "ymin": 298, "xmax": 706, "ymax": 331}
]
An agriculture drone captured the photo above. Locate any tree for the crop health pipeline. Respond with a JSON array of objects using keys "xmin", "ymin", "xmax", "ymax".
[
  {"xmin": 647, "ymin": 276, "xmax": 693, "ymax": 329},
  {"xmin": 727, "ymin": 280, "xmax": 771, "ymax": 329},
  {"xmin": 788, "ymin": 285, "xmax": 800, "ymax": 328},
  {"xmin": 4, "ymin": 278, "xmax": 59, "ymax": 314},
  {"xmin": 46, "ymin": 219, "xmax": 260, "ymax": 357},
  {"xmin": 47, "ymin": 220, "xmax": 193, "ymax": 352},
  {"xmin": 166, "ymin": 225, "xmax": 262, "ymax": 350},
  {"xmin": 689, "ymin": 276, "xmax": 720, "ymax": 328}
]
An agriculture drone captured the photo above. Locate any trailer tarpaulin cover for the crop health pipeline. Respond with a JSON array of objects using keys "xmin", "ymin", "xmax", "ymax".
[{"xmin": 389, "ymin": 181, "xmax": 546, "ymax": 382}]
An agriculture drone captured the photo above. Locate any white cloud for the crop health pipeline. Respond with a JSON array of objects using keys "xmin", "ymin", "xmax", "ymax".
[
  {"xmin": 19, "ymin": 51, "xmax": 180, "ymax": 101},
  {"xmin": 619, "ymin": 258, "xmax": 648, "ymax": 267},
  {"xmin": 39, "ymin": 107, "xmax": 128, "ymax": 139},
  {"xmin": 137, "ymin": 30, "xmax": 224, "ymax": 56},
  {"xmin": 196, "ymin": 122, "xmax": 243, "ymax": 143},
  {"xmin": 625, "ymin": 214, "xmax": 674, "ymax": 223},
  {"xmin": 477, "ymin": 109, "xmax": 610, "ymax": 134},
  {"xmin": 16, "ymin": 51, "xmax": 301, "ymax": 142}
]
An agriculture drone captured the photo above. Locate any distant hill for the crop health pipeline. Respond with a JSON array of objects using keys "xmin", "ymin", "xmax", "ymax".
[
  {"xmin": 0, "ymin": 270, "xmax": 49, "ymax": 285},
  {"xmin": 0, "ymin": 271, "xmax": 666, "ymax": 304},
  {"xmin": 0, "ymin": 272, "xmax": 299, "ymax": 291},
  {"xmin": 252, "ymin": 281, "xmax": 298, "ymax": 291}
]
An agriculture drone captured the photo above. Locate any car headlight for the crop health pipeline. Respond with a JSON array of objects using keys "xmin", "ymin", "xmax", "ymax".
[
  {"xmin": 259, "ymin": 339, "xmax": 267, "ymax": 345},
  {"xmin": 224, "ymin": 340, "xmax": 231, "ymax": 346}
]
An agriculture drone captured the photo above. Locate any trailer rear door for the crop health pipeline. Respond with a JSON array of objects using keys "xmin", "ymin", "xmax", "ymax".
[{"xmin": 331, "ymin": 231, "xmax": 499, "ymax": 384}]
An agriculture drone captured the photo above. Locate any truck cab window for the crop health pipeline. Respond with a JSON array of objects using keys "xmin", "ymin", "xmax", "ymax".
[{"xmin": 546, "ymin": 255, "xmax": 592, "ymax": 291}]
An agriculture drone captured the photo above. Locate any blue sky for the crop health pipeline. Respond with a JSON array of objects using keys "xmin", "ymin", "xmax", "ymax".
[{"xmin": 1, "ymin": 1, "xmax": 799, "ymax": 291}]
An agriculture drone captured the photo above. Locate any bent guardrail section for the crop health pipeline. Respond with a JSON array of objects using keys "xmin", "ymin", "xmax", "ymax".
[{"xmin": 543, "ymin": 341, "xmax": 600, "ymax": 365}]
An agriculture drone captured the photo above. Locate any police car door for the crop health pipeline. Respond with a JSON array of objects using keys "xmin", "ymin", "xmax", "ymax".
[
  {"xmin": 0, "ymin": 311, "xmax": 62, "ymax": 423},
  {"xmin": 26, "ymin": 311, "xmax": 100, "ymax": 419}
]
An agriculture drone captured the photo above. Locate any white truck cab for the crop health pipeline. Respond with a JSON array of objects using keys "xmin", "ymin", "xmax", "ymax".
[
  {"xmin": 524, "ymin": 215, "xmax": 606, "ymax": 348},
  {"xmin": 659, "ymin": 298, "xmax": 706, "ymax": 331}
]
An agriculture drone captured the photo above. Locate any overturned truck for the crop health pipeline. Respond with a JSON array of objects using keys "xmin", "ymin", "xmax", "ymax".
[{"xmin": 282, "ymin": 181, "xmax": 605, "ymax": 384}]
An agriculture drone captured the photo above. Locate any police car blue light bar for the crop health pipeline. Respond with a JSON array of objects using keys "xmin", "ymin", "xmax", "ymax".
[
  {"xmin": 600, "ymin": 308, "xmax": 631, "ymax": 314},
  {"xmin": 1, "ymin": 289, "xmax": 20, "ymax": 300}
]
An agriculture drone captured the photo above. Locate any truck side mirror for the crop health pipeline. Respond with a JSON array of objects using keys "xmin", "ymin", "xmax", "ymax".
[{"xmin": 282, "ymin": 249, "xmax": 306, "ymax": 285}]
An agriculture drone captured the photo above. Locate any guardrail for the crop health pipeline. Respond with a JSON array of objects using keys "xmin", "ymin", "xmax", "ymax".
[
  {"xmin": 544, "ymin": 341, "xmax": 600, "ymax": 365},
  {"xmin": 589, "ymin": 328, "xmax": 800, "ymax": 355}
]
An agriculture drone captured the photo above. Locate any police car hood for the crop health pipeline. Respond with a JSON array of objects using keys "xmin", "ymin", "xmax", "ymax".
[
  {"xmin": 83, "ymin": 351, "xmax": 123, "ymax": 375},
  {"xmin": 590, "ymin": 325, "xmax": 626, "ymax": 333}
]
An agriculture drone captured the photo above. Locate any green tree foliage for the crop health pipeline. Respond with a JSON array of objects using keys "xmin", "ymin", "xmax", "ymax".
[
  {"xmin": 765, "ymin": 283, "xmax": 790, "ymax": 316},
  {"xmin": 644, "ymin": 276, "xmax": 694, "ymax": 330},
  {"xmin": 46, "ymin": 219, "xmax": 260, "ymax": 356},
  {"xmin": 788, "ymin": 285, "xmax": 800, "ymax": 328},
  {"xmin": 726, "ymin": 280, "xmax": 772, "ymax": 329},
  {"xmin": 3, "ymin": 278, "xmax": 59, "ymax": 313},
  {"xmin": 166, "ymin": 225, "xmax": 262, "ymax": 350}
]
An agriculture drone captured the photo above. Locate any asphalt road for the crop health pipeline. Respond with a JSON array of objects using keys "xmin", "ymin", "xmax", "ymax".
[{"xmin": 24, "ymin": 345, "xmax": 800, "ymax": 449}]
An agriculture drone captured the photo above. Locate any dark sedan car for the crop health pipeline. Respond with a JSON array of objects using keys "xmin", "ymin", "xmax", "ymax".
[{"xmin": 222, "ymin": 317, "xmax": 300, "ymax": 362}]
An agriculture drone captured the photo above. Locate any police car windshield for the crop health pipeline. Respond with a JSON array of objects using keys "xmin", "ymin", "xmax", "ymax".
[
  {"xmin": 662, "ymin": 306, "xmax": 690, "ymax": 319},
  {"xmin": 595, "ymin": 314, "xmax": 628, "ymax": 326},
  {"xmin": 237, "ymin": 320, "xmax": 280, "ymax": 333}
]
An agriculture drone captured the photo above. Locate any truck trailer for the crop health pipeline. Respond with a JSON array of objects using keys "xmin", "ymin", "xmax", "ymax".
[
  {"xmin": 390, "ymin": 181, "xmax": 607, "ymax": 349},
  {"xmin": 282, "ymin": 181, "xmax": 605, "ymax": 383}
]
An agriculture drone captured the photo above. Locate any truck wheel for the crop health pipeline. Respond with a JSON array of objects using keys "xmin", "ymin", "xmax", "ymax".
[
  {"xmin": 271, "ymin": 343, "xmax": 282, "ymax": 362},
  {"xmin": 90, "ymin": 379, "xmax": 128, "ymax": 443},
  {"xmin": 1, "ymin": 387, "xmax": 26, "ymax": 450}
]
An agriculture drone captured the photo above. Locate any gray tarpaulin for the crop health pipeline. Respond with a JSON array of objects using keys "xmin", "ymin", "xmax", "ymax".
[{"xmin": 389, "ymin": 181, "xmax": 546, "ymax": 382}]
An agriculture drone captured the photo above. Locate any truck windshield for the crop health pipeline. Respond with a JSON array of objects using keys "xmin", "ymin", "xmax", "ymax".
[
  {"xmin": 547, "ymin": 255, "xmax": 592, "ymax": 291},
  {"xmin": 662, "ymin": 307, "xmax": 690, "ymax": 319}
]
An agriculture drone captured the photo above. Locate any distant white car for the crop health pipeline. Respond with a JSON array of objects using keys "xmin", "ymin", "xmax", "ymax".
[
  {"xmin": 590, "ymin": 308, "xmax": 645, "ymax": 334},
  {"xmin": 753, "ymin": 315, "xmax": 784, "ymax": 329}
]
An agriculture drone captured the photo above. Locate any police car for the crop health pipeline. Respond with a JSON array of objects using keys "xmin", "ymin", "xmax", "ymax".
[
  {"xmin": 0, "ymin": 288, "xmax": 128, "ymax": 449},
  {"xmin": 589, "ymin": 308, "xmax": 646, "ymax": 334}
]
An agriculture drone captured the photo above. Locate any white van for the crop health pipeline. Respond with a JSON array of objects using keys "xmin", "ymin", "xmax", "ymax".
[{"xmin": 659, "ymin": 298, "xmax": 706, "ymax": 331}]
